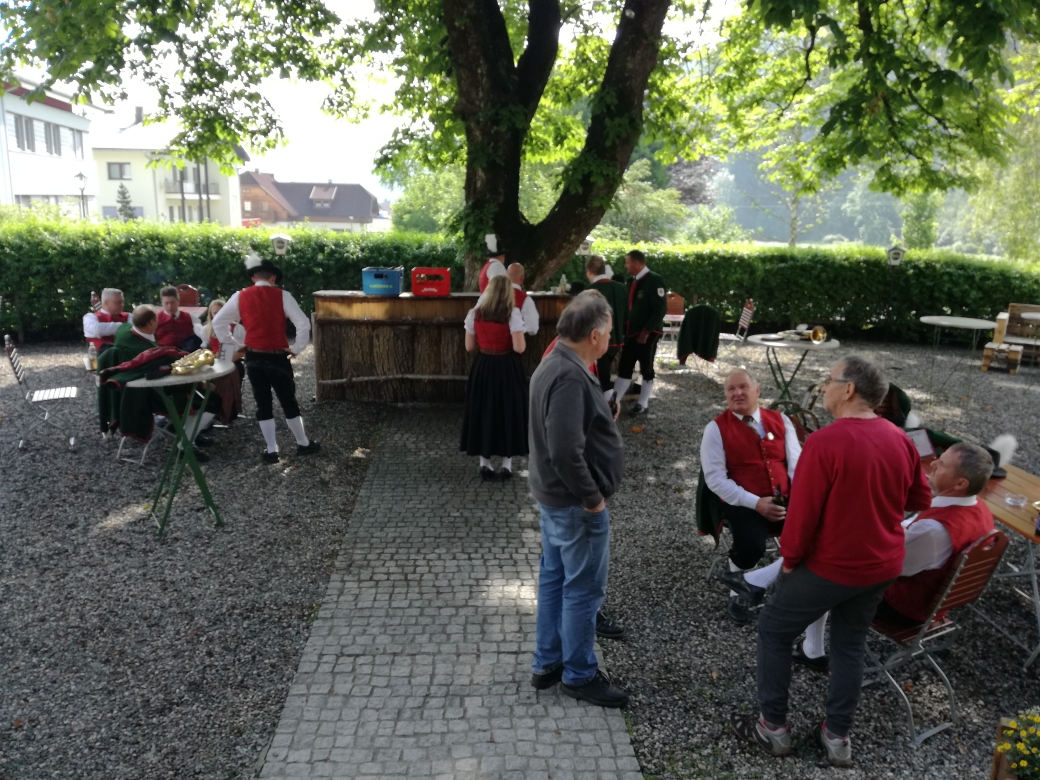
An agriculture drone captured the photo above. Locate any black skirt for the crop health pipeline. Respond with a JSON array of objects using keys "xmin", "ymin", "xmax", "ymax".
[{"xmin": 460, "ymin": 351, "xmax": 529, "ymax": 458}]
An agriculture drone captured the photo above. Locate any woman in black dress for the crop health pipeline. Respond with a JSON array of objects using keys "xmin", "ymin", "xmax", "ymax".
[{"xmin": 460, "ymin": 274, "xmax": 528, "ymax": 480}]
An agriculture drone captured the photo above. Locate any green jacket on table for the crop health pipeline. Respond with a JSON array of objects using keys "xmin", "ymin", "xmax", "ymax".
[
  {"xmin": 588, "ymin": 276, "xmax": 629, "ymax": 347},
  {"xmin": 626, "ymin": 268, "xmax": 667, "ymax": 336}
]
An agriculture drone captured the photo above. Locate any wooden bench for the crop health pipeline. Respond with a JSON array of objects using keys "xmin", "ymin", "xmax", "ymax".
[{"xmin": 999, "ymin": 302, "xmax": 1040, "ymax": 364}]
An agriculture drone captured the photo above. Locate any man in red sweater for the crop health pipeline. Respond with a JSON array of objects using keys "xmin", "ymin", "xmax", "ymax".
[
  {"xmin": 731, "ymin": 355, "xmax": 931, "ymax": 767},
  {"xmin": 155, "ymin": 286, "xmax": 202, "ymax": 351}
]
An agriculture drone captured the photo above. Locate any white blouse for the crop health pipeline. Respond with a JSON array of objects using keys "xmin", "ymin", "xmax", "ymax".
[{"xmin": 464, "ymin": 306, "xmax": 526, "ymax": 334}]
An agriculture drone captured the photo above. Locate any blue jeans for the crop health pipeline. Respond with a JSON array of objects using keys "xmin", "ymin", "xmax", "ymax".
[{"xmin": 532, "ymin": 502, "xmax": 610, "ymax": 686}]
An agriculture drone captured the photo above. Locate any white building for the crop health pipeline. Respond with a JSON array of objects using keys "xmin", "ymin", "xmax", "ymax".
[
  {"xmin": 0, "ymin": 76, "xmax": 100, "ymax": 216},
  {"xmin": 92, "ymin": 111, "xmax": 246, "ymax": 226}
]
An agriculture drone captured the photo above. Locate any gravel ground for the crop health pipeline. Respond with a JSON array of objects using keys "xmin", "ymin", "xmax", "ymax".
[
  {"xmin": 0, "ymin": 343, "xmax": 384, "ymax": 780},
  {"xmin": 604, "ymin": 338, "xmax": 1040, "ymax": 779}
]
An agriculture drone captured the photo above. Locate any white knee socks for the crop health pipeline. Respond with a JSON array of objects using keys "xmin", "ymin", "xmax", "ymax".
[
  {"xmin": 603, "ymin": 389, "xmax": 615, "ymax": 402},
  {"xmin": 728, "ymin": 559, "xmax": 742, "ymax": 597},
  {"xmin": 501, "ymin": 457, "xmax": 512, "ymax": 472},
  {"xmin": 744, "ymin": 558, "xmax": 783, "ymax": 589},
  {"xmin": 191, "ymin": 411, "xmax": 215, "ymax": 440},
  {"xmin": 613, "ymin": 377, "xmax": 632, "ymax": 400},
  {"xmin": 479, "ymin": 456, "xmax": 492, "ymax": 470},
  {"xmin": 637, "ymin": 379, "xmax": 654, "ymax": 408},
  {"xmin": 259, "ymin": 419, "xmax": 278, "ymax": 453},
  {"xmin": 285, "ymin": 416, "xmax": 309, "ymax": 447}
]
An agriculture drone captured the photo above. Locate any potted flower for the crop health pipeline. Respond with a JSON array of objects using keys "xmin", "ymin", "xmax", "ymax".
[{"xmin": 993, "ymin": 713, "xmax": 1040, "ymax": 780}]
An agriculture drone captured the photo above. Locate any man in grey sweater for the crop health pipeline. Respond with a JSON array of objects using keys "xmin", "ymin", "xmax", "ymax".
[{"xmin": 528, "ymin": 290, "xmax": 628, "ymax": 708}]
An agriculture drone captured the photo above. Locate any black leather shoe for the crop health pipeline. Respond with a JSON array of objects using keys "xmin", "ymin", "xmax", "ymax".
[
  {"xmin": 191, "ymin": 447, "xmax": 210, "ymax": 464},
  {"xmin": 531, "ymin": 664, "xmax": 563, "ymax": 690},
  {"xmin": 194, "ymin": 432, "xmax": 215, "ymax": 448},
  {"xmin": 498, "ymin": 467, "xmax": 513, "ymax": 480},
  {"xmin": 726, "ymin": 595, "xmax": 751, "ymax": 625},
  {"xmin": 596, "ymin": 611, "xmax": 625, "ymax": 640},
  {"xmin": 793, "ymin": 646, "xmax": 830, "ymax": 674},
  {"xmin": 628, "ymin": 403, "xmax": 649, "ymax": 416},
  {"xmin": 561, "ymin": 670, "xmax": 629, "ymax": 708},
  {"xmin": 297, "ymin": 441, "xmax": 322, "ymax": 456},
  {"xmin": 262, "ymin": 450, "xmax": 280, "ymax": 464},
  {"xmin": 480, "ymin": 466, "xmax": 497, "ymax": 481},
  {"xmin": 717, "ymin": 570, "xmax": 767, "ymax": 606}
]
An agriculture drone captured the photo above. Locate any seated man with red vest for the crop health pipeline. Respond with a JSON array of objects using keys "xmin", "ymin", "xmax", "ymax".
[
  {"xmin": 155, "ymin": 286, "xmax": 203, "ymax": 351},
  {"xmin": 701, "ymin": 369, "xmax": 801, "ymax": 624},
  {"xmin": 83, "ymin": 288, "xmax": 128, "ymax": 352},
  {"xmin": 506, "ymin": 263, "xmax": 539, "ymax": 335},
  {"xmin": 211, "ymin": 253, "xmax": 320, "ymax": 463},
  {"xmin": 478, "ymin": 236, "xmax": 508, "ymax": 293}
]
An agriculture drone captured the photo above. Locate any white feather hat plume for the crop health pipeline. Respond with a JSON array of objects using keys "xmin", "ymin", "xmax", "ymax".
[{"xmin": 244, "ymin": 251, "xmax": 264, "ymax": 271}]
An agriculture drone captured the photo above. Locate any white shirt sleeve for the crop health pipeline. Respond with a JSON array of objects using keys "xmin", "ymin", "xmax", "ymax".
[
  {"xmin": 901, "ymin": 519, "xmax": 953, "ymax": 577},
  {"xmin": 83, "ymin": 312, "xmax": 122, "ymax": 339},
  {"xmin": 464, "ymin": 307, "xmax": 476, "ymax": 334},
  {"xmin": 700, "ymin": 420, "xmax": 761, "ymax": 510},
  {"xmin": 782, "ymin": 415, "xmax": 802, "ymax": 479},
  {"xmin": 509, "ymin": 307, "xmax": 525, "ymax": 333},
  {"xmin": 282, "ymin": 290, "xmax": 311, "ymax": 355},
  {"xmin": 232, "ymin": 324, "xmax": 246, "ymax": 350},
  {"xmin": 521, "ymin": 296, "xmax": 539, "ymax": 335},
  {"xmin": 211, "ymin": 292, "xmax": 240, "ymax": 346}
]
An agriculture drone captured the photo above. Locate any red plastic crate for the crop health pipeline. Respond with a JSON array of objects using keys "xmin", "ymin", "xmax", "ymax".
[{"xmin": 411, "ymin": 267, "xmax": 451, "ymax": 297}]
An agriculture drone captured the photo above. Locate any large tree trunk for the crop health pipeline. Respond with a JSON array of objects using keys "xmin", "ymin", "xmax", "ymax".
[{"xmin": 444, "ymin": 0, "xmax": 673, "ymax": 290}]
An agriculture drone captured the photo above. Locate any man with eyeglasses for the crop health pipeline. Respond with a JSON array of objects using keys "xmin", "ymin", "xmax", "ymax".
[{"xmin": 731, "ymin": 355, "xmax": 931, "ymax": 768}]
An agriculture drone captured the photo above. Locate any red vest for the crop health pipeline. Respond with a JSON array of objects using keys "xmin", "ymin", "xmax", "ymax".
[
  {"xmin": 87, "ymin": 311, "xmax": 129, "ymax": 349},
  {"xmin": 239, "ymin": 285, "xmax": 289, "ymax": 351},
  {"xmin": 715, "ymin": 409, "xmax": 790, "ymax": 501},
  {"xmin": 474, "ymin": 312, "xmax": 513, "ymax": 352},
  {"xmin": 155, "ymin": 310, "xmax": 195, "ymax": 347},
  {"xmin": 479, "ymin": 260, "xmax": 504, "ymax": 293},
  {"xmin": 514, "ymin": 287, "xmax": 527, "ymax": 309},
  {"xmin": 884, "ymin": 502, "xmax": 994, "ymax": 622}
]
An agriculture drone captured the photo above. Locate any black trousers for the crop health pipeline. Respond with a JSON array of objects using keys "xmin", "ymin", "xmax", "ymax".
[
  {"xmin": 724, "ymin": 504, "xmax": 782, "ymax": 570},
  {"xmin": 595, "ymin": 347, "xmax": 619, "ymax": 393},
  {"xmin": 617, "ymin": 333, "xmax": 660, "ymax": 381},
  {"xmin": 245, "ymin": 352, "xmax": 300, "ymax": 421}
]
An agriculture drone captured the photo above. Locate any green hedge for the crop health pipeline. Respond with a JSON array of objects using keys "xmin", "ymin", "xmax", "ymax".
[{"xmin": 2, "ymin": 218, "xmax": 1038, "ymax": 342}]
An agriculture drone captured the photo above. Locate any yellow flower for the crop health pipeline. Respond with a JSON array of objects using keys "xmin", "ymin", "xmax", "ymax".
[
  {"xmin": 1022, "ymin": 731, "xmax": 1029, "ymax": 738},
  {"xmin": 1018, "ymin": 742, "xmax": 1027, "ymax": 751},
  {"xmin": 1012, "ymin": 720, "xmax": 1019, "ymax": 728},
  {"xmin": 1031, "ymin": 727, "xmax": 1037, "ymax": 734}
]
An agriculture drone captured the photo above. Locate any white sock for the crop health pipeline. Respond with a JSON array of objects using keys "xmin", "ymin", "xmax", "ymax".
[
  {"xmin": 613, "ymin": 377, "xmax": 632, "ymax": 399},
  {"xmin": 190, "ymin": 411, "xmax": 215, "ymax": 440},
  {"xmin": 479, "ymin": 456, "xmax": 492, "ymax": 470},
  {"xmin": 744, "ymin": 558, "xmax": 784, "ymax": 590},
  {"xmin": 285, "ymin": 416, "xmax": 309, "ymax": 447},
  {"xmin": 803, "ymin": 613, "xmax": 828, "ymax": 659},
  {"xmin": 501, "ymin": 457, "xmax": 512, "ymax": 472},
  {"xmin": 259, "ymin": 418, "xmax": 278, "ymax": 453},
  {"xmin": 729, "ymin": 559, "xmax": 742, "ymax": 597},
  {"xmin": 637, "ymin": 379, "xmax": 654, "ymax": 408},
  {"xmin": 603, "ymin": 389, "xmax": 615, "ymax": 402}
]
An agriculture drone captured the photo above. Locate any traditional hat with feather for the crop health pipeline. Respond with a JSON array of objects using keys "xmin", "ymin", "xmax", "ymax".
[{"xmin": 244, "ymin": 251, "xmax": 283, "ymax": 284}]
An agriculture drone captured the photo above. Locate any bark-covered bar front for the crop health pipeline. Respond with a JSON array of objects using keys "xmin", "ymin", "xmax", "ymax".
[{"xmin": 312, "ymin": 291, "xmax": 572, "ymax": 403}]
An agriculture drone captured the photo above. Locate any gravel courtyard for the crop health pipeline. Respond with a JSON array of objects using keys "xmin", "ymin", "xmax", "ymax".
[{"xmin": 0, "ymin": 336, "xmax": 1038, "ymax": 779}]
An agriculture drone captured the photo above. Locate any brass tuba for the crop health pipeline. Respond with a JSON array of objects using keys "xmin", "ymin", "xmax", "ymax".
[
  {"xmin": 779, "ymin": 326, "xmax": 828, "ymax": 344},
  {"xmin": 170, "ymin": 348, "xmax": 215, "ymax": 375}
]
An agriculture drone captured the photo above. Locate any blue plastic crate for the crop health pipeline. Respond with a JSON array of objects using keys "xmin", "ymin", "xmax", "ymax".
[{"xmin": 361, "ymin": 267, "xmax": 403, "ymax": 296}]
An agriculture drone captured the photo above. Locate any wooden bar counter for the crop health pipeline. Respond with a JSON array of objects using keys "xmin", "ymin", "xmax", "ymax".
[{"xmin": 312, "ymin": 291, "xmax": 573, "ymax": 403}]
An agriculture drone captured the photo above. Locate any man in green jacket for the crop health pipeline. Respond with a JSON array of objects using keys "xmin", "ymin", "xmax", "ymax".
[
  {"xmin": 584, "ymin": 255, "xmax": 628, "ymax": 401},
  {"xmin": 612, "ymin": 249, "xmax": 667, "ymax": 414}
]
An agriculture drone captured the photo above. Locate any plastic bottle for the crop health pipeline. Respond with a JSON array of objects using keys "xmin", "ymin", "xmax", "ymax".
[
  {"xmin": 560, "ymin": 273, "xmax": 568, "ymax": 294},
  {"xmin": 87, "ymin": 343, "xmax": 97, "ymax": 370}
]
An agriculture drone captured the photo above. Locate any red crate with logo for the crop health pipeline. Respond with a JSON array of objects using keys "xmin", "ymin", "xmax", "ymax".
[{"xmin": 410, "ymin": 267, "xmax": 451, "ymax": 297}]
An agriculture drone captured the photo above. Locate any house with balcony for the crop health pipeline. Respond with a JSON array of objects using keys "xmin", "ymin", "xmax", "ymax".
[
  {"xmin": 239, "ymin": 170, "xmax": 380, "ymax": 231},
  {"xmin": 1, "ymin": 75, "xmax": 100, "ymax": 215},
  {"xmin": 92, "ymin": 110, "xmax": 247, "ymax": 225}
]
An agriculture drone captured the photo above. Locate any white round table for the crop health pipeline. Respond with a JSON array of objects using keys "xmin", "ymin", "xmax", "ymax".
[
  {"xmin": 747, "ymin": 334, "xmax": 841, "ymax": 400},
  {"xmin": 919, "ymin": 315, "xmax": 997, "ymax": 330},
  {"xmin": 919, "ymin": 315, "xmax": 997, "ymax": 407}
]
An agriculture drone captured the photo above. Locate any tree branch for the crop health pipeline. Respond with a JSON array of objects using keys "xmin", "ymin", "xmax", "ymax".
[{"xmin": 515, "ymin": 0, "xmax": 562, "ymax": 122}]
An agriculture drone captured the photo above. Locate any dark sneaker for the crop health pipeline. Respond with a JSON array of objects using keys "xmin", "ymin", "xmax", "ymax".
[
  {"xmin": 596, "ymin": 611, "xmax": 625, "ymax": 640},
  {"xmin": 297, "ymin": 441, "xmax": 322, "ymax": 456},
  {"xmin": 731, "ymin": 713, "xmax": 792, "ymax": 757},
  {"xmin": 813, "ymin": 722, "xmax": 853, "ymax": 767},
  {"xmin": 262, "ymin": 450, "xmax": 280, "ymax": 464},
  {"xmin": 531, "ymin": 664, "xmax": 563, "ymax": 690},
  {"xmin": 560, "ymin": 670, "xmax": 629, "ymax": 708},
  {"xmin": 726, "ymin": 594, "xmax": 751, "ymax": 625},
  {"xmin": 498, "ymin": 467, "xmax": 512, "ymax": 480},
  {"xmin": 792, "ymin": 646, "xmax": 830, "ymax": 675},
  {"xmin": 480, "ymin": 466, "xmax": 497, "ymax": 481}
]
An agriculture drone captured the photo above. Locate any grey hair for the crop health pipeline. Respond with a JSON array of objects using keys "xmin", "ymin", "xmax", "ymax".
[
  {"xmin": 557, "ymin": 289, "xmax": 612, "ymax": 341},
  {"xmin": 836, "ymin": 354, "xmax": 888, "ymax": 407},
  {"xmin": 947, "ymin": 442, "xmax": 994, "ymax": 496},
  {"xmin": 101, "ymin": 287, "xmax": 123, "ymax": 302},
  {"xmin": 725, "ymin": 368, "xmax": 759, "ymax": 388}
]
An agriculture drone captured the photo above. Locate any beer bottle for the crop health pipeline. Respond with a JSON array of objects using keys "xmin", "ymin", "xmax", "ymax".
[
  {"xmin": 607, "ymin": 391, "xmax": 619, "ymax": 418},
  {"xmin": 772, "ymin": 486, "xmax": 787, "ymax": 508}
]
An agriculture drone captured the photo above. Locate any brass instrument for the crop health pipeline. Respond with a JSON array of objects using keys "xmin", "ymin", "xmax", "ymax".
[
  {"xmin": 779, "ymin": 326, "xmax": 828, "ymax": 344},
  {"xmin": 170, "ymin": 348, "xmax": 215, "ymax": 375}
]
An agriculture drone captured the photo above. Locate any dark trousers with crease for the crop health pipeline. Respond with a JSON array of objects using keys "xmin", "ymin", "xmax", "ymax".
[
  {"xmin": 724, "ymin": 505, "xmax": 781, "ymax": 570},
  {"xmin": 245, "ymin": 352, "xmax": 300, "ymax": 421}
]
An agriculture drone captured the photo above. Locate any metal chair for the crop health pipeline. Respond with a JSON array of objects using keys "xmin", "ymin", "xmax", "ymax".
[
  {"xmin": 864, "ymin": 529, "xmax": 1009, "ymax": 745},
  {"xmin": 718, "ymin": 298, "xmax": 755, "ymax": 353},
  {"xmin": 4, "ymin": 335, "xmax": 78, "ymax": 449}
]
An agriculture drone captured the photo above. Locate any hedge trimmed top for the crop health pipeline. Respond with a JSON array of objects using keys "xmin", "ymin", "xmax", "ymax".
[{"xmin": 1, "ymin": 219, "xmax": 1037, "ymax": 341}]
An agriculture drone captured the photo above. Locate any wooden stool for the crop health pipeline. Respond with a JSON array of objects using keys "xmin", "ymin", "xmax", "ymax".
[{"xmin": 981, "ymin": 342, "xmax": 1024, "ymax": 374}]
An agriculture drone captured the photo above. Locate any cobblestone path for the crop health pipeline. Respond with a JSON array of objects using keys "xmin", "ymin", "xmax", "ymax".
[{"xmin": 259, "ymin": 407, "xmax": 642, "ymax": 780}]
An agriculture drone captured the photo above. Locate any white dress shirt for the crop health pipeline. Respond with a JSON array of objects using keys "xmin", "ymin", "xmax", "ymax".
[
  {"xmin": 700, "ymin": 408, "xmax": 802, "ymax": 509},
  {"xmin": 464, "ymin": 307, "xmax": 525, "ymax": 334},
  {"xmin": 131, "ymin": 326, "xmax": 155, "ymax": 342},
  {"xmin": 512, "ymin": 284, "xmax": 540, "ymax": 335},
  {"xmin": 211, "ymin": 281, "xmax": 311, "ymax": 355},
  {"xmin": 83, "ymin": 312, "xmax": 123, "ymax": 339},
  {"xmin": 634, "ymin": 266, "xmax": 649, "ymax": 281},
  {"xmin": 898, "ymin": 495, "xmax": 976, "ymax": 576}
]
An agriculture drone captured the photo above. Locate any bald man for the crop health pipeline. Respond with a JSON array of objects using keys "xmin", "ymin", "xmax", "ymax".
[
  {"xmin": 701, "ymin": 369, "xmax": 801, "ymax": 624},
  {"xmin": 507, "ymin": 263, "xmax": 539, "ymax": 335}
]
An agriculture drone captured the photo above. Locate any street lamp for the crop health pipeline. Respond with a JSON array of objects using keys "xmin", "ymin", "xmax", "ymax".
[{"xmin": 74, "ymin": 171, "xmax": 87, "ymax": 219}]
